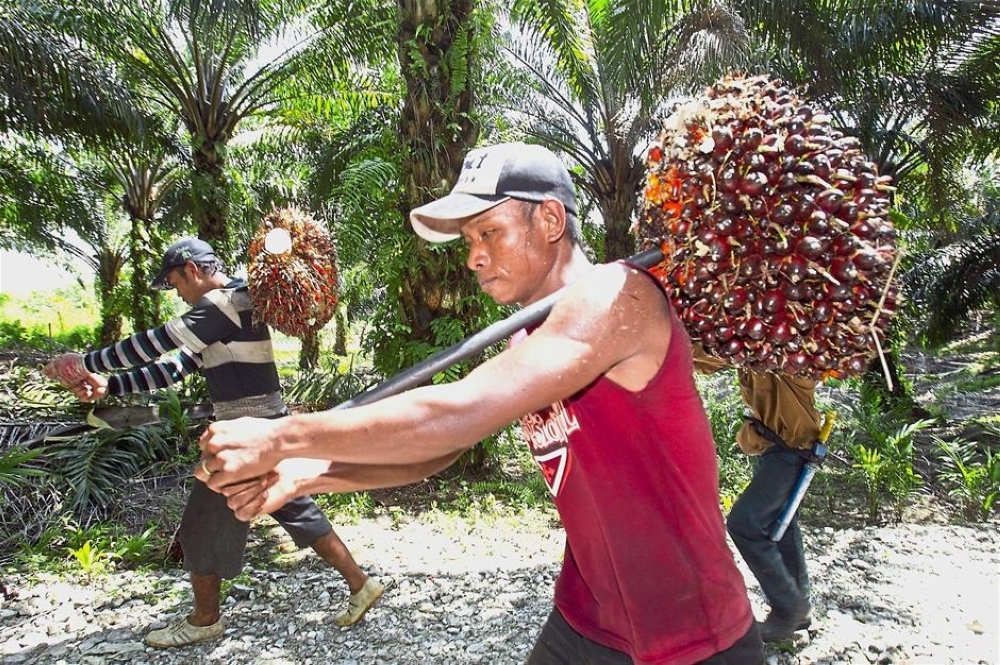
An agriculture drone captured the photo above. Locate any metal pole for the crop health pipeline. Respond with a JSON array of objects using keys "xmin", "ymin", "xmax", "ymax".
[{"xmin": 334, "ymin": 246, "xmax": 665, "ymax": 410}]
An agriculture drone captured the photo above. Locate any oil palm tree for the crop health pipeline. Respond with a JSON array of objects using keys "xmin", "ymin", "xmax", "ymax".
[
  {"xmin": 506, "ymin": 0, "xmax": 751, "ymax": 260},
  {"xmin": 36, "ymin": 0, "xmax": 391, "ymax": 259},
  {"xmin": 0, "ymin": 134, "xmax": 180, "ymax": 344},
  {"xmin": 107, "ymin": 136, "xmax": 186, "ymax": 330},
  {"xmin": 0, "ymin": 2, "xmax": 144, "ymax": 144},
  {"xmin": 905, "ymin": 173, "xmax": 1000, "ymax": 348}
]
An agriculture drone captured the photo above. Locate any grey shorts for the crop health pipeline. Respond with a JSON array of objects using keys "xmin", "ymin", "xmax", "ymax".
[{"xmin": 179, "ymin": 479, "xmax": 333, "ymax": 579}]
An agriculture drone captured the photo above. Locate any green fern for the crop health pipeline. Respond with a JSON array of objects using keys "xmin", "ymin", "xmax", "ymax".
[{"xmin": 0, "ymin": 445, "xmax": 46, "ymax": 487}]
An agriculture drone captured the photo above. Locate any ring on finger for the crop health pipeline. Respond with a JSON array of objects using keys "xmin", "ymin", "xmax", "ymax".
[{"xmin": 199, "ymin": 459, "xmax": 213, "ymax": 477}]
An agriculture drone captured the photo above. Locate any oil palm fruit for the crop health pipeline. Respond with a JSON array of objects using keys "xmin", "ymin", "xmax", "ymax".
[
  {"xmin": 247, "ymin": 205, "xmax": 339, "ymax": 338},
  {"xmin": 637, "ymin": 74, "xmax": 898, "ymax": 379}
]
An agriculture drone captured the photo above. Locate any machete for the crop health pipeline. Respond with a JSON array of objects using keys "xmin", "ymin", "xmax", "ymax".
[
  {"xmin": 770, "ymin": 410, "xmax": 837, "ymax": 542},
  {"xmin": 15, "ymin": 403, "xmax": 215, "ymax": 448},
  {"xmin": 86, "ymin": 403, "xmax": 215, "ymax": 431}
]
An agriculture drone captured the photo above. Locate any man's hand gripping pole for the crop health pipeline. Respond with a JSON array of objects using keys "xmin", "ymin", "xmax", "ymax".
[{"xmin": 769, "ymin": 410, "xmax": 837, "ymax": 542}]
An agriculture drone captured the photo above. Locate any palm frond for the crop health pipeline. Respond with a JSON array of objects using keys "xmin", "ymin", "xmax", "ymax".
[
  {"xmin": 44, "ymin": 424, "xmax": 176, "ymax": 516},
  {"xmin": 0, "ymin": 9, "xmax": 145, "ymax": 143},
  {"xmin": 0, "ymin": 446, "xmax": 46, "ymax": 488},
  {"xmin": 905, "ymin": 190, "xmax": 1000, "ymax": 347}
]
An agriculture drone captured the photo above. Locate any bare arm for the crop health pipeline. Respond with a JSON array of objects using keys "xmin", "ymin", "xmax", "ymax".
[
  {"xmin": 199, "ymin": 263, "xmax": 672, "ymax": 489},
  {"xmin": 216, "ymin": 452, "xmax": 464, "ymax": 520}
]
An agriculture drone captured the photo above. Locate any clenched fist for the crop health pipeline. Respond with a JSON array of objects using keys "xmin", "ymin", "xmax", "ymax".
[
  {"xmin": 212, "ymin": 459, "xmax": 328, "ymax": 521},
  {"xmin": 43, "ymin": 353, "xmax": 88, "ymax": 388},
  {"xmin": 69, "ymin": 373, "xmax": 109, "ymax": 402},
  {"xmin": 196, "ymin": 416, "xmax": 283, "ymax": 489}
]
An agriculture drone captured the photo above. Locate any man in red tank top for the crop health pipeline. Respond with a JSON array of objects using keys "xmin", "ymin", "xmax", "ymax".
[{"xmin": 195, "ymin": 142, "xmax": 764, "ymax": 664}]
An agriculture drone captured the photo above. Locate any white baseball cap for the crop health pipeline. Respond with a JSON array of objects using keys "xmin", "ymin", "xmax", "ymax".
[{"xmin": 409, "ymin": 142, "xmax": 578, "ymax": 243}]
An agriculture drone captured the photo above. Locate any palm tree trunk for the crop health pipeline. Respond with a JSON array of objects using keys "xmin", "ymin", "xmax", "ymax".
[
  {"xmin": 95, "ymin": 251, "xmax": 126, "ymax": 346},
  {"xmin": 396, "ymin": 0, "xmax": 480, "ymax": 347},
  {"xmin": 600, "ymin": 192, "xmax": 639, "ymax": 261},
  {"xmin": 594, "ymin": 151, "xmax": 645, "ymax": 261},
  {"xmin": 128, "ymin": 218, "xmax": 163, "ymax": 330},
  {"xmin": 299, "ymin": 330, "xmax": 320, "ymax": 370},
  {"xmin": 333, "ymin": 304, "xmax": 348, "ymax": 356},
  {"xmin": 190, "ymin": 136, "xmax": 232, "ymax": 258},
  {"xmin": 396, "ymin": 0, "xmax": 491, "ymax": 476}
]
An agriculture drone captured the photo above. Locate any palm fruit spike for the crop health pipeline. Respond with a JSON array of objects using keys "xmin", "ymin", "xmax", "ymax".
[
  {"xmin": 247, "ymin": 205, "xmax": 339, "ymax": 338},
  {"xmin": 636, "ymin": 74, "xmax": 899, "ymax": 380}
]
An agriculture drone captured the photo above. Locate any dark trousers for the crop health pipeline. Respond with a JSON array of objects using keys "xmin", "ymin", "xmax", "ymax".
[
  {"xmin": 726, "ymin": 448, "xmax": 809, "ymax": 615},
  {"xmin": 527, "ymin": 608, "xmax": 764, "ymax": 664},
  {"xmin": 179, "ymin": 480, "xmax": 332, "ymax": 579}
]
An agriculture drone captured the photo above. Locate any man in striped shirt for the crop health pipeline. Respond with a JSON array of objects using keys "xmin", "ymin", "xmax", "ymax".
[{"xmin": 44, "ymin": 237, "xmax": 384, "ymax": 648}]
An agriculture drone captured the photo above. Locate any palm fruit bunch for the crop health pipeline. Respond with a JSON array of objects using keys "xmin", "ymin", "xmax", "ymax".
[
  {"xmin": 247, "ymin": 205, "xmax": 338, "ymax": 338},
  {"xmin": 637, "ymin": 74, "xmax": 898, "ymax": 379}
]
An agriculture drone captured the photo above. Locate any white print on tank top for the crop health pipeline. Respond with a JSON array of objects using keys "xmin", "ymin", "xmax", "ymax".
[{"xmin": 520, "ymin": 400, "xmax": 579, "ymax": 497}]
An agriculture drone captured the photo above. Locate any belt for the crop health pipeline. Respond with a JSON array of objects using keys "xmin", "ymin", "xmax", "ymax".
[
  {"xmin": 213, "ymin": 392, "xmax": 286, "ymax": 420},
  {"xmin": 745, "ymin": 415, "xmax": 822, "ymax": 463}
]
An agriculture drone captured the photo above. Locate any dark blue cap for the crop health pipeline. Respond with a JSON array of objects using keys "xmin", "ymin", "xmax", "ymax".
[{"xmin": 150, "ymin": 237, "xmax": 217, "ymax": 290}]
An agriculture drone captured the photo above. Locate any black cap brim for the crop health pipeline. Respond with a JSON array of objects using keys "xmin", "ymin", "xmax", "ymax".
[{"xmin": 150, "ymin": 265, "xmax": 178, "ymax": 290}]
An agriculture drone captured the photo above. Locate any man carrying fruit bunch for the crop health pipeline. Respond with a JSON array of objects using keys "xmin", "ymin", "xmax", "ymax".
[
  {"xmin": 196, "ymin": 142, "xmax": 765, "ymax": 664},
  {"xmin": 695, "ymin": 350, "xmax": 821, "ymax": 643},
  {"xmin": 43, "ymin": 237, "xmax": 382, "ymax": 648}
]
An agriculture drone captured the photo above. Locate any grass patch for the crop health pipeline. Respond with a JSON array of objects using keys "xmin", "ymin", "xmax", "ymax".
[{"xmin": 313, "ymin": 491, "xmax": 377, "ymax": 524}]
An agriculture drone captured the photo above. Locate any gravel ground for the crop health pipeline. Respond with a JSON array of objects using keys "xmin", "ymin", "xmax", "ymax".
[{"xmin": 2, "ymin": 507, "xmax": 997, "ymax": 665}]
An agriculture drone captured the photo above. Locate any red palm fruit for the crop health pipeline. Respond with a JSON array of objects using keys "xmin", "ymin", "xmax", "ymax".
[
  {"xmin": 723, "ymin": 286, "xmax": 748, "ymax": 312},
  {"xmin": 744, "ymin": 316, "xmax": 767, "ymax": 341},
  {"xmin": 815, "ymin": 321, "xmax": 837, "ymax": 338},
  {"xmin": 713, "ymin": 126, "xmax": 734, "ymax": 151},
  {"xmin": 796, "ymin": 236, "xmax": 824, "ymax": 260},
  {"xmin": 853, "ymin": 246, "xmax": 881, "ymax": 269},
  {"xmin": 768, "ymin": 321, "xmax": 794, "ymax": 345},
  {"xmin": 830, "ymin": 257, "xmax": 859, "ymax": 283},
  {"xmin": 788, "ymin": 308, "xmax": 812, "ymax": 332},
  {"xmin": 783, "ymin": 282, "xmax": 808, "ymax": 301},
  {"xmin": 839, "ymin": 201, "xmax": 860, "ymax": 223},
  {"xmin": 844, "ymin": 354, "xmax": 870, "ymax": 374},
  {"xmin": 784, "ymin": 351, "xmax": 811, "ymax": 373},
  {"xmin": 716, "ymin": 324, "xmax": 737, "ymax": 342},
  {"xmin": 739, "ymin": 253, "xmax": 763, "ymax": 279},
  {"xmin": 636, "ymin": 74, "xmax": 899, "ymax": 379},
  {"xmin": 741, "ymin": 171, "xmax": 769, "ymax": 196},
  {"xmin": 811, "ymin": 300, "xmax": 833, "ymax": 323},
  {"xmin": 723, "ymin": 338, "xmax": 745, "ymax": 357},
  {"xmin": 761, "ymin": 288, "xmax": 786, "ymax": 313},
  {"xmin": 807, "ymin": 210, "xmax": 831, "ymax": 234},
  {"xmin": 773, "ymin": 203, "xmax": 795, "ymax": 225},
  {"xmin": 248, "ymin": 205, "xmax": 339, "ymax": 338},
  {"xmin": 783, "ymin": 254, "xmax": 810, "ymax": 282}
]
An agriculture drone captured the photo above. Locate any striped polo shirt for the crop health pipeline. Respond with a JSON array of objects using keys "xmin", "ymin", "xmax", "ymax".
[{"xmin": 83, "ymin": 279, "xmax": 282, "ymax": 410}]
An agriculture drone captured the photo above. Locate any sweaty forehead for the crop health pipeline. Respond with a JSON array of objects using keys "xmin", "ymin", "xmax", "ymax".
[{"xmin": 461, "ymin": 200, "xmax": 534, "ymax": 234}]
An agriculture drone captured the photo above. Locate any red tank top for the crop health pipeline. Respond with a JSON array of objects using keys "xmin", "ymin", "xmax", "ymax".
[{"xmin": 517, "ymin": 273, "xmax": 753, "ymax": 664}]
